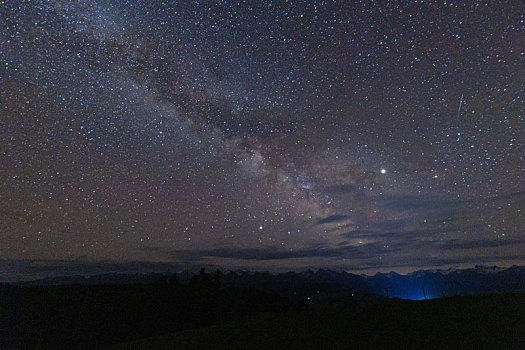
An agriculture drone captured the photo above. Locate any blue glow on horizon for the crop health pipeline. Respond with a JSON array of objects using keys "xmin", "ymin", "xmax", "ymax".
[{"xmin": 386, "ymin": 285, "xmax": 437, "ymax": 300}]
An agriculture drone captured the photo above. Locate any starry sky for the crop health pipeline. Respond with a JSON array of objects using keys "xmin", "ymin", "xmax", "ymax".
[{"xmin": 1, "ymin": 1, "xmax": 524, "ymax": 279}]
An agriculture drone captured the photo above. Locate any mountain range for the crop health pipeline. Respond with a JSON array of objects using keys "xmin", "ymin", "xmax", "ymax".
[{"xmin": 14, "ymin": 265, "xmax": 524, "ymax": 300}]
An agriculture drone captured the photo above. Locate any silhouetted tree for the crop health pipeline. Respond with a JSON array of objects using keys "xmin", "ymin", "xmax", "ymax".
[
  {"xmin": 213, "ymin": 269, "xmax": 222, "ymax": 290},
  {"xmin": 190, "ymin": 267, "xmax": 212, "ymax": 290},
  {"xmin": 157, "ymin": 274, "xmax": 168, "ymax": 285},
  {"xmin": 168, "ymin": 273, "xmax": 179, "ymax": 287}
]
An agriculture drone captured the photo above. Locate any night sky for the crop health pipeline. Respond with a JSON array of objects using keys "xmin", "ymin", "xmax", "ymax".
[{"xmin": 1, "ymin": 1, "xmax": 524, "ymax": 279}]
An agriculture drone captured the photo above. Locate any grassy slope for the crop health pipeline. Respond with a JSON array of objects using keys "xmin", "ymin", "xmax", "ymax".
[{"xmin": 111, "ymin": 293, "xmax": 525, "ymax": 350}]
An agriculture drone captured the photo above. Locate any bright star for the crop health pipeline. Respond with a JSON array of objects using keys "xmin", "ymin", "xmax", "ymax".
[{"xmin": 381, "ymin": 169, "xmax": 386, "ymax": 174}]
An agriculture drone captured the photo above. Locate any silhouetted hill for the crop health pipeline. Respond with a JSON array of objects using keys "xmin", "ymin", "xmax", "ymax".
[
  {"xmin": 17, "ymin": 265, "xmax": 525, "ymax": 299},
  {"xmin": 1, "ymin": 271, "xmax": 293, "ymax": 349},
  {"xmin": 2, "ymin": 267, "xmax": 524, "ymax": 349},
  {"xmin": 221, "ymin": 265, "xmax": 525, "ymax": 300}
]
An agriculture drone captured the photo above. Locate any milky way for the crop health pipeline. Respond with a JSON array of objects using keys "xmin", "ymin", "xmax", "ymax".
[{"xmin": 1, "ymin": 1, "xmax": 524, "ymax": 279}]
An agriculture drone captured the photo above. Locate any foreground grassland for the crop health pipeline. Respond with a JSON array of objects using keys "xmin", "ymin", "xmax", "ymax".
[{"xmin": 112, "ymin": 294, "xmax": 525, "ymax": 350}]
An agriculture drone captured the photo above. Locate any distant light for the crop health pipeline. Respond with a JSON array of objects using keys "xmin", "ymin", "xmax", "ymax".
[
  {"xmin": 259, "ymin": 226, "xmax": 263, "ymax": 230},
  {"xmin": 381, "ymin": 169, "xmax": 386, "ymax": 174}
]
